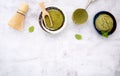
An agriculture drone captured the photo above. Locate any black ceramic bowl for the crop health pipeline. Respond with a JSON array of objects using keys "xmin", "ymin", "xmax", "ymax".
[
  {"xmin": 93, "ymin": 11, "xmax": 117, "ymax": 35},
  {"xmin": 39, "ymin": 7, "xmax": 66, "ymax": 34}
]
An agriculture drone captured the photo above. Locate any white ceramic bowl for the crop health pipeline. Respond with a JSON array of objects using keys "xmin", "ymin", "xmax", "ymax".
[{"xmin": 39, "ymin": 7, "xmax": 67, "ymax": 34}]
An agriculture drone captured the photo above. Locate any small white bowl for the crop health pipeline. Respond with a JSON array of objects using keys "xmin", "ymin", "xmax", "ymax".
[{"xmin": 39, "ymin": 7, "xmax": 67, "ymax": 34}]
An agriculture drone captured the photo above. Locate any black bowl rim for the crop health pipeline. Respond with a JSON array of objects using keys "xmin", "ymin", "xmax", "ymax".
[
  {"xmin": 39, "ymin": 6, "xmax": 65, "ymax": 32},
  {"xmin": 93, "ymin": 11, "xmax": 117, "ymax": 35}
]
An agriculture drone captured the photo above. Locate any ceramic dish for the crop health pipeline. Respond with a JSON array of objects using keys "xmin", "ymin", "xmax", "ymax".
[
  {"xmin": 39, "ymin": 7, "xmax": 66, "ymax": 34},
  {"xmin": 93, "ymin": 11, "xmax": 117, "ymax": 35}
]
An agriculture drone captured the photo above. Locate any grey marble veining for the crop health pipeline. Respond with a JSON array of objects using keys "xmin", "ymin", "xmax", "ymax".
[{"xmin": 0, "ymin": 0, "xmax": 120, "ymax": 76}]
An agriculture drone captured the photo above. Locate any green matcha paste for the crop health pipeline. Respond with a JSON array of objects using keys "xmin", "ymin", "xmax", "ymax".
[
  {"xmin": 95, "ymin": 14, "xmax": 113, "ymax": 32},
  {"xmin": 44, "ymin": 9, "xmax": 64, "ymax": 31}
]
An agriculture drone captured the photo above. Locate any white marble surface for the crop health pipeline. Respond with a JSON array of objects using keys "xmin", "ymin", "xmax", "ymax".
[{"xmin": 0, "ymin": 0, "xmax": 120, "ymax": 76}]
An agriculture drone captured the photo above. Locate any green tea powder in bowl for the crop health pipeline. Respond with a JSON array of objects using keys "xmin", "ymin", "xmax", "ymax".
[
  {"xmin": 39, "ymin": 7, "xmax": 66, "ymax": 34},
  {"xmin": 72, "ymin": 9, "xmax": 88, "ymax": 24},
  {"xmin": 45, "ymin": 9, "xmax": 64, "ymax": 31},
  {"xmin": 94, "ymin": 11, "xmax": 117, "ymax": 37},
  {"xmin": 95, "ymin": 14, "xmax": 113, "ymax": 32}
]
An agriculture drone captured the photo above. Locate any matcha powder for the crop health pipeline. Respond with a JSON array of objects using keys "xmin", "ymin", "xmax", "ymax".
[
  {"xmin": 29, "ymin": 26, "xmax": 34, "ymax": 33},
  {"xmin": 75, "ymin": 34, "xmax": 82, "ymax": 40}
]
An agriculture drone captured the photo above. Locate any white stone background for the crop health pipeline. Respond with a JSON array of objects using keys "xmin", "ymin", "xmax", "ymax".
[{"xmin": 0, "ymin": 0, "xmax": 120, "ymax": 76}]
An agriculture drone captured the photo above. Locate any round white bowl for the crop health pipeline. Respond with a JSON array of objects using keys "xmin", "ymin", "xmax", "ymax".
[{"xmin": 39, "ymin": 6, "xmax": 67, "ymax": 34}]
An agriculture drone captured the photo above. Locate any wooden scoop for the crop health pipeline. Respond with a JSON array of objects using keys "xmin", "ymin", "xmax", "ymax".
[{"xmin": 39, "ymin": 2, "xmax": 53, "ymax": 27}]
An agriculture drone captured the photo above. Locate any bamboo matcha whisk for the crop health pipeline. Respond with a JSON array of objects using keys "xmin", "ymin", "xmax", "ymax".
[{"xmin": 8, "ymin": 2, "xmax": 29, "ymax": 31}]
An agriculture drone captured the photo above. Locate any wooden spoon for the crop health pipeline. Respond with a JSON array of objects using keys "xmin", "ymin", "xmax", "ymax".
[{"xmin": 39, "ymin": 2, "xmax": 53, "ymax": 27}]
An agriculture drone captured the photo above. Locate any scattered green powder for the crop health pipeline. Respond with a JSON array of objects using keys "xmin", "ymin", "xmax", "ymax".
[
  {"xmin": 75, "ymin": 34, "xmax": 82, "ymax": 40},
  {"xmin": 29, "ymin": 26, "xmax": 34, "ymax": 33}
]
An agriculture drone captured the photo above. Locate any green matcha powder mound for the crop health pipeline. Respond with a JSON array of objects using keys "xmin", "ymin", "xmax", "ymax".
[
  {"xmin": 29, "ymin": 26, "xmax": 34, "ymax": 33},
  {"xmin": 75, "ymin": 34, "xmax": 82, "ymax": 40}
]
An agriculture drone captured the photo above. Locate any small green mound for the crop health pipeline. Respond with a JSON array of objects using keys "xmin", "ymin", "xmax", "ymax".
[
  {"xmin": 29, "ymin": 26, "xmax": 34, "ymax": 33},
  {"xmin": 75, "ymin": 34, "xmax": 82, "ymax": 40}
]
